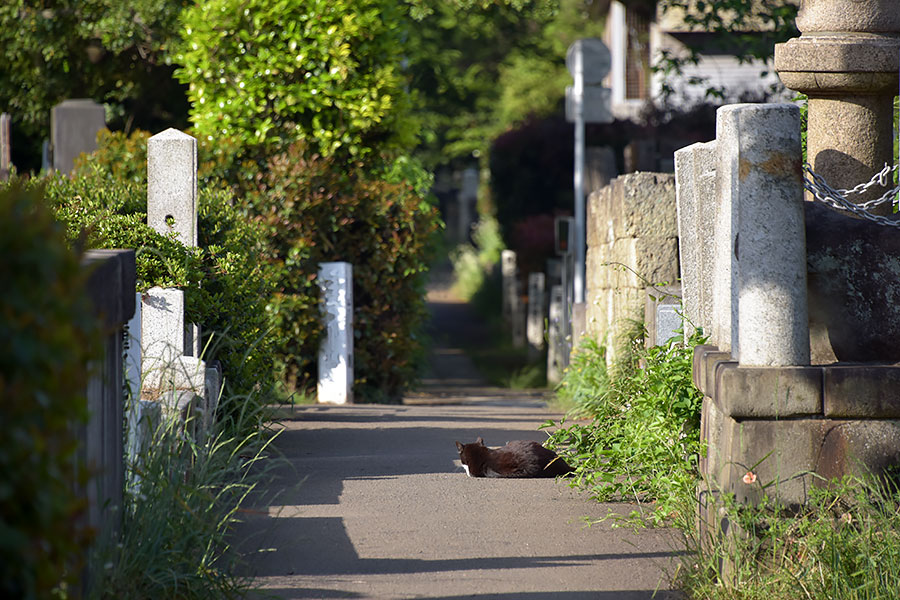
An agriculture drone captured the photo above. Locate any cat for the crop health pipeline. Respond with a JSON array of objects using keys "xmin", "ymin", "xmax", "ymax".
[{"xmin": 455, "ymin": 437, "xmax": 574, "ymax": 478}]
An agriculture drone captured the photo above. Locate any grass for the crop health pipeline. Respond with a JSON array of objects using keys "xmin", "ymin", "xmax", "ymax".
[
  {"xmin": 87, "ymin": 356, "xmax": 281, "ymax": 599},
  {"xmin": 548, "ymin": 320, "xmax": 900, "ymax": 600},
  {"xmin": 676, "ymin": 472, "xmax": 900, "ymax": 600}
]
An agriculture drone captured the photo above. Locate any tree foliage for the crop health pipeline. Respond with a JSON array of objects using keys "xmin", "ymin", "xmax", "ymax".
[
  {"xmin": 0, "ymin": 1, "xmax": 189, "ymax": 168},
  {"xmin": 174, "ymin": 0, "xmax": 416, "ymax": 159},
  {"xmin": 655, "ymin": 0, "xmax": 799, "ymax": 101},
  {"xmin": 0, "ymin": 183, "xmax": 97, "ymax": 599}
]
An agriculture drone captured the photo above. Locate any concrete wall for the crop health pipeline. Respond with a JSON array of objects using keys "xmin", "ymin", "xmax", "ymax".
[
  {"xmin": 80, "ymin": 249, "xmax": 136, "ymax": 577},
  {"xmin": 585, "ymin": 172, "xmax": 679, "ymax": 364}
]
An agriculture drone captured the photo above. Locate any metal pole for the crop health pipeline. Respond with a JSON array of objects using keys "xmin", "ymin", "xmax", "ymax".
[{"xmin": 573, "ymin": 43, "xmax": 586, "ymax": 304}]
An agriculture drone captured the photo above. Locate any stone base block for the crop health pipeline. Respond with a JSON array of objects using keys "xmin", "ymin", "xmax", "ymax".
[
  {"xmin": 824, "ymin": 366, "xmax": 900, "ymax": 418},
  {"xmin": 692, "ymin": 344, "xmax": 733, "ymax": 396},
  {"xmin": 716, "ymin": 364, "xmax": 823, "ymax": 418},
  {"xmin": 818, "ymin": 420, "xmax": 900, "ymax": 482}
]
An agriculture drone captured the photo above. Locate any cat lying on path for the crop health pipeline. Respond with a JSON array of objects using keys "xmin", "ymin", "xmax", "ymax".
[{"xmin": 455, "ymin": 437, "xmax": 574, "ymax": 478}]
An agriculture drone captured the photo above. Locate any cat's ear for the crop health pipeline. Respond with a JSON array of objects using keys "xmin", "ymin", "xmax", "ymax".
[
  {"xmin": 455, "ymin": 441, "xmax": 464, "ymax": 452},
  {"xmin": 476, "ymin": 437, "xmax": 484, "ymax": 446}
]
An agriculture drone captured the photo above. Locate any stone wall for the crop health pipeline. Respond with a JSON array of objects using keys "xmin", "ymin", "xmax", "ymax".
[
  {"xmin": 676, "ymin": 102, "xmax": 900, "ymax": 517},
  {"xmin": 585, "ymin": 172, "xmax": 679, "ymax": 364}
]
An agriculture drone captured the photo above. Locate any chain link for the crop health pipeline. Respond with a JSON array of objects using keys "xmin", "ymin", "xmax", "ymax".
[{"xmin": 803, "ymin": 162, "xmax": 900, "ymax": 228}]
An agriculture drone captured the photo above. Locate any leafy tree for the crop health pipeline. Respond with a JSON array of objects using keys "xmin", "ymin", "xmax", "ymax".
[
  {"xmin": 654, "ymin": 0, "xmax": 799, "ymax": 101},
  {"xmin": 0, "ymin": 183, "xmax": 97, "ymax": 598},
  {"xmin": 174, "ymin": 0, "xmax": 416, "ymax": 160},
  {"xmin": 0, "ymin": 1, "xmax": 190, "ymax": 170}
]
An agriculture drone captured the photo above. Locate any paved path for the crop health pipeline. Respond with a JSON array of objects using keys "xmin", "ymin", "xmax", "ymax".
[{"xmin": 237, "ymin": 274, "xmax": 683, "ymax": 599}]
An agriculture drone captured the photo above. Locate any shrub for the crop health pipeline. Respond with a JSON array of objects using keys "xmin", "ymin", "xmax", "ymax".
[
  {"xmin": 174, "ymin": 0, "xmax": 415, "ymax": 159},
  {"xmin": 90, "ymin": 390, "xmax": 276, "ymax": 599},
  {"xmin": 544, "ymin": 328, "xmax": 705, "ymax": 525},
  {"xmin": 253, "ymin": 143, "xmax": 441, "ymax": 401},
  {"xmin": 0, "ymin": 183, "xmax": 97, "ymax": 598},
  {"xmin": 44, "ymin": 152, "xmax": 278, "ymax": 410},
  {"xmin": 451, "ymin": 215, "xmax": 505, "ymax": 301}
]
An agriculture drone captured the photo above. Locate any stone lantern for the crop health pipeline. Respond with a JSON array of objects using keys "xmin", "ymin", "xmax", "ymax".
[{"xmin": 774, "ymin": 0, "xmax": 900, "ymax": 212}]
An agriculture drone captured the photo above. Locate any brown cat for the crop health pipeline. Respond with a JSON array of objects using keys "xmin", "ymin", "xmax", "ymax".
[{"xmin": 455, "ymin": 437, "xmax": 574, "ymax": 478}]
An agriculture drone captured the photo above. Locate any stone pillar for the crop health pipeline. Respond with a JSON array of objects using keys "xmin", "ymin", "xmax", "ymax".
[
  {"xmin": 546, "ymin": 285, "xmax": 565, "ymax": 385},
  {"xmin": 458, "ymin": 166, "xmax": 478, "ymax": 243},
  {"xmin": 318, "ymin": 262, "xmax": 354, "ymax": 404},
  {"xmin": 511, "ymin": 294, "xmax": 526, "ymax": 349},
  {"xmin": 585, "ymin": 146, "xmax": 618, "ymax": 194},
  {"xmin": 51, "ymin": 99, "xmax": 106, "ymax": 174},
  {"xmin": 718, "ymin": 103, "xmax": 810, "ymax": 367},
  {"xmin": 0, "ymin": 113, "xmax": 10, "ymax": 181},
  {"xmin": 501, "ymin": 250, "xmax": 517, "ymax": 324},
  {"xmin": 775, "ymin": 0, "xmax": 900, "ymax": 211},
  {"xmin": 147, "ymin": 128, "xmax": 201, "ymax": 357},
  {"xmin": 148, "ymin": 128, "xmax": 198, "ymax": 247},
  {"xmin": 674, "ymin": 141, "xmax": 717, "ymax": 341},
  {"xmin": 526, "ymin": 273, "xmax": 546, "ymax": 360}
]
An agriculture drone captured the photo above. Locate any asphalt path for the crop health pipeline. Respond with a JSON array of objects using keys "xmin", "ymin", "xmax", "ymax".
[{"xmin": 236, "ymin": 271, "xmax": 684, "ymax": 599}]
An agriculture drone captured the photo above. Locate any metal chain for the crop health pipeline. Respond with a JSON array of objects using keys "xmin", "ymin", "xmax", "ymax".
[{"xmin": 802, "ymin": 162, "xmax": 900, "ymax": 228}]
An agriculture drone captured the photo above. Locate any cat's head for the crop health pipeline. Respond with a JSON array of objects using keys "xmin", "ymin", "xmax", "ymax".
[{"xmin": 455, "ymin": 437, "xmax": 485, "ymax": 477}]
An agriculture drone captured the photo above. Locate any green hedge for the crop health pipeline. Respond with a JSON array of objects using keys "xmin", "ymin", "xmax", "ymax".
[
  {"xmin": 255, "ymin": 144, "xmax": 442, "ymax": 400},
  {"xmin": 42, "ymin": 148, "xmax": 278, "ymax": 408},
  {"xmin": 0, "ymin": 183, "xmax": 97, "ymax": 598},
  {"xmin": 70, "ymin": 129, "xmax": 442, "ymax": 402}
]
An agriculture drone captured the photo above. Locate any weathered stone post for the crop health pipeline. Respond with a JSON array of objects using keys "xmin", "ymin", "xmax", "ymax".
[
  {"xmin": 0, "ymin": 113, "xmax": 10, "ymax": 181},
  {"xmin": 318, "ymin": 262, "xmax": 354, "ymax": 404},
  {"xmin": 718, "ymin": 104, "xmax": 810, "ymax": 366},
  {"xmin": 147, "ymin": 128, "xmax": 201, "ymax": 358},
  {"xmin": 143, "ymin": 129, "xmax": 220, "ymax": 429},
  {"xmin": 51, "ymin": 99, "xmax": 106, "ymax": 174},
  {"xmin": 501, "ymin": 250, "xmax": 517, "ymax": 324},
  {"xmin": 546, "ymin": 285, "xmax": 565, "ymax": 385},
  {"xmin": 775, "ymin": 0, "xmax": 900, "ymax": 211},
  {"xmin": 674, "ymin": 141, "xmax": 717, "ymax": 341},
  {"xmin": 526, "ymin": 272, "xmax": 546, "ymax": 360}
]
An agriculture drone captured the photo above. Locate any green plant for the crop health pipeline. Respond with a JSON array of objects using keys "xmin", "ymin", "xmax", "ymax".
[
  {"xmin": 38, "ymin": 151, "xmax": 279, "ymax": 415},
  {"xmin": 678, "ymin": 473, "xmax": 900, "ymax": 599},
  {"xmin": 544, "ymin": 327, "xmax": 706, "ymax": 526},
  {"xmin": 253, "ymin": 142, "xmax": 442, "ymax": 401},
  {"xmin": 0, "ymin": 183, "xmax": 98, "ymax": 598},
  {"xmin": 90, "ymin": 378, "xmax": 279, "ymax": 598},
  {"xmin": 174, "ymin": 0, "xmax": 415, "ymax": 160},
  {"xmin": 451, "ymin": 215, "xmax": 505, "ymax": 301},
  {"xmin": 0, "ymin": 1, "xmax": 190, "ymax": 171}
]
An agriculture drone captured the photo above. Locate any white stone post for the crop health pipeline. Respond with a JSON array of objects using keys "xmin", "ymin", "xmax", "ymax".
[
  {"xmin": 0, "ymin": 113, "xmax": 10, "ymax": 181},
  {"xmin": 675, "ymin": 141, "xmax": 717, "ymax": 341},
  {"xmin": 318, "ymin": 262, "xmax": 354, "ymax": 404},
  {"xmin": 458, "ymin": 166, "xmax": 478, "ymax": 242},
  {"xmin": 526, "ymin": 273, "xmax": 546, "ymax": 360},
  {"xmin": 717, "ymin": 104, "xmax": 810, "ymax": 366},
  {"xmin": 501, "ymin": 250, "xmax": 517, "ymax": 324},
  {"xmin": 547, "ymin": 285, "xmax": 565, "ymax": 384},
  {"xmin": 147, "ymin": 128, "xmax": 201, "ymax": 357},
  {"xmin": 148, "ymin": 129, "xmax": 198, "ymax": 247}
]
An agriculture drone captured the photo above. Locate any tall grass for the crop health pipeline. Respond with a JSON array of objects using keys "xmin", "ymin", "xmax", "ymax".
[
  {"xmin": 677, "ymin": 473, "xmax": 900, "ymax": 599},
  {"xmin": 550, "ymin": 317, "xmax": 900, "ymax": 599},
  {"xmin": 544, "ymin": 326, "xmax": 705, "ymax": 525},
  {"xmin": 88, "ymin": 387, "xmax": 278, "ymax": 599}
]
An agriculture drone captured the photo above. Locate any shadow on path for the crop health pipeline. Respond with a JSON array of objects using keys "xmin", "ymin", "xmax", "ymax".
[{"xmin": 235, "ymin": 268, "xmax": 682, "ymax": 599}]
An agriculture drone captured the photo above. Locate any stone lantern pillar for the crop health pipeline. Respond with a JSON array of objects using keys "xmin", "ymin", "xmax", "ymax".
[{"xmin": 774, "ymin": 0, "xmax": 900, "ymax": 212}]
